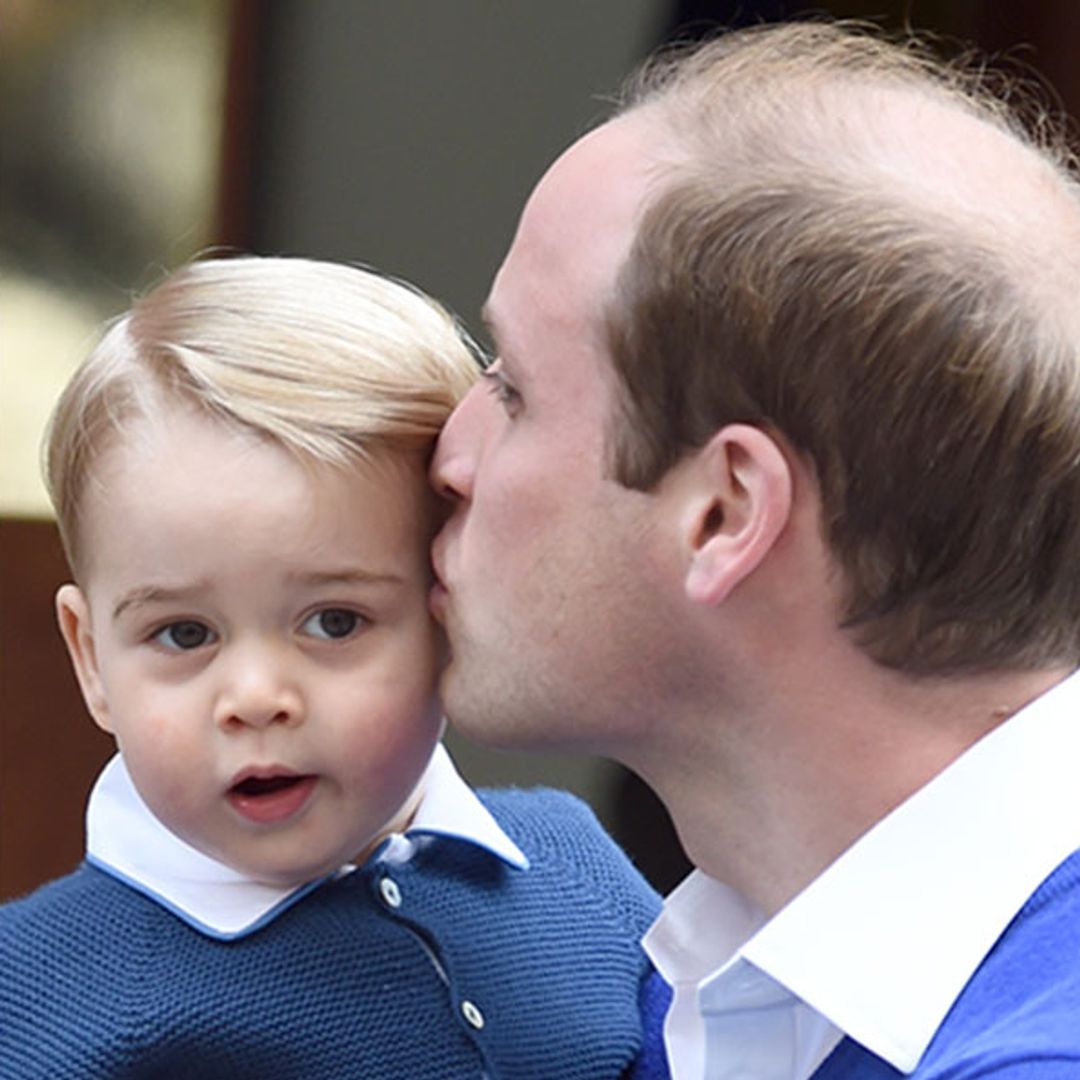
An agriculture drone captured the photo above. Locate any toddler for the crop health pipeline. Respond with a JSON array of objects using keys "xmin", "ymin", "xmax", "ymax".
[{"xmin": 0, "ymin": 257, "xmax": 669, "ymax": 1079}]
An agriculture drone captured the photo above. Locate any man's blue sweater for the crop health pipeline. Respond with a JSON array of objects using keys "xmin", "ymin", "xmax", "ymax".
[
  {"xmin": 815, "ymin": 847, "xmax": 1080, "ymax": 1078},
  {"xmin": 0, "ymin": 787, "xmax": 666, "ymax": 1079}
]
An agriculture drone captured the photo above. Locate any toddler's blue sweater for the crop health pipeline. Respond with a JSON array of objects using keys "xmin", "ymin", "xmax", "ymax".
[{"xmin": 0, "ymin": 786, "xmax": 667, "ymax": 1080}]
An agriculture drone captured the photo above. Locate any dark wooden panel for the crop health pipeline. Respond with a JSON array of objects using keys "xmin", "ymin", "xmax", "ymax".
[{"xmin": 0, "ymin": 518, "xmax": 113, "ymax": 901}]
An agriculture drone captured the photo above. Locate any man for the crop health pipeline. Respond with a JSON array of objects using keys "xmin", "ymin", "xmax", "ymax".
[{"xmin": 430, "ymin": 20, "xmax": 1080, "ymax": 1080}]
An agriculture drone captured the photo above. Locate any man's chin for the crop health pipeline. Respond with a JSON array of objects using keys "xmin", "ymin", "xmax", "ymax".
[
  {"xmin": 437, "ymin": 654, "xmax": 574, "ymax": 753},
  {"xmin": 436, "ymin": 658, "xmax": 475, "ymax": 728},
  {"xmin": 440, "ymin": 675, "xmax": 515, "ymax": 748}
]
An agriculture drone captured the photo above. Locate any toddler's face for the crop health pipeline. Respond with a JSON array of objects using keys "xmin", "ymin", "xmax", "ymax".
[{"xmin": 58, "ymin": 404, "xmax": 443, "ymax": 885}]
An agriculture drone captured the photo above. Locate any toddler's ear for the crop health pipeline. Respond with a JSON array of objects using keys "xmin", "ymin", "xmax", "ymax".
[{"xmin": 55, "ymin": 584, "xmax": 113, "ymax": 734}]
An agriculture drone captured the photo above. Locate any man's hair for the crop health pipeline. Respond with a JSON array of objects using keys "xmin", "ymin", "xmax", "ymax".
[
  {"xmin": 45, "ymin": 256, "xmax": 479, "ymax": 575},
  {"xmin": 606, "ymin": 21, "xmax": 1080, "ymax": 674}
]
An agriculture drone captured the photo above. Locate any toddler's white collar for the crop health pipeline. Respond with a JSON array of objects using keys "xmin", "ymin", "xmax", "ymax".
[{"xmin": 86, "ymin": 743, "xmax": 528, "ymax": 940}]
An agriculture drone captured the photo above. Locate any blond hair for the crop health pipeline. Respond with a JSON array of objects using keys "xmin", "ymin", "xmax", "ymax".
[
  {"xmin": 606, "ymin": 21, "xmax": 1080, "ymax": 674},
  {"xmin": 45, "ymin": 256, "xmax": 479, "ymax": 573}
]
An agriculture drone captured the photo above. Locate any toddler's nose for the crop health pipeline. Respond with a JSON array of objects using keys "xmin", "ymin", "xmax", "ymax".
[{"xmin": 214, "ymin": 646, "xmax": 303, "ymax": 731}]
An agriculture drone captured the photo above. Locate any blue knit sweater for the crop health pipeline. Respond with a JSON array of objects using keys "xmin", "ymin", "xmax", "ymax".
[
  {"xmin": 0, "ymin": 787, "xmax": 669, "ymax": 1080},
  {"xmin": 814, "ymin": 847, "xmax": 1080, "ymax": 1078}
]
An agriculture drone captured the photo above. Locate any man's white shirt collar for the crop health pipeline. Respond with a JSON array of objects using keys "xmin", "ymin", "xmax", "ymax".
[
  {"xmin": 644, "ymin": 668, "xmax": 1080, "ymax": 1080},
  {"xmin": 86, "ymin": 743, "xmax": 528, "ymax": 940}
]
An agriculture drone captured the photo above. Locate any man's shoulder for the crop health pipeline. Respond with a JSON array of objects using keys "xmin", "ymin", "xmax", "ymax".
[
  {"xmin": 818, "ymin": 851, "xmax": 1080, "ymax": 1080},
  {"xmin": 966, "ymin": 844, "xmax": 1080, "ymax": 1006},
  {"xmin": 929, "ymin": 847, "xmax": 1080, "ymax": 1070}
]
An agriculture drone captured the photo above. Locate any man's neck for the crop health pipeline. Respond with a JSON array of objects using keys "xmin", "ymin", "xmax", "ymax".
[{"xmin": 638, "ymin": 659, "xmax": 1071, "ymax": 915}]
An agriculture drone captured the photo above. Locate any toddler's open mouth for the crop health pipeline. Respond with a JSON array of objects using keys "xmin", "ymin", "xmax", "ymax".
[{"xmin": 227, "ymin": 771, "xmax": 317, "ymax": 824}]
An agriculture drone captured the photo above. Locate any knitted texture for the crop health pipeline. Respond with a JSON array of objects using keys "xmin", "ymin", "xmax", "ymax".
[
  {"xmin": 0, "ymin": 787, "xmax": 668, "ymax": 1080},
  {"xmin": 814, "ymin": 846, "xmax": 1080, "ymax": 1079},
  {"xmin": 629, "ymin": 970, "xmax": 674, "ymax": 1080}
]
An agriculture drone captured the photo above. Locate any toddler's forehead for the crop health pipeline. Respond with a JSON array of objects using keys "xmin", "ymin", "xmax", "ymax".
[{"xmin": 78, "ymin": 423, "xmax": 434, "ymax": 582}]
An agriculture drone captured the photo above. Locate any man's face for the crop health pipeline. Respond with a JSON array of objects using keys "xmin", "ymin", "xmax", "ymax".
[{"xmin": 430, "ymin": 116, "xmax": 681, "ymax": 755}]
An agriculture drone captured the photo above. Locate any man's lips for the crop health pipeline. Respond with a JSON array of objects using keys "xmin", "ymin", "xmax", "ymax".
[
  {"xmin": 430, "ymin": 542, "xmax": 448, "ymax": 590},
  {"xmin": 226, "ymin": 768, "xmax": 317, "ymax": 825},
  {"xmin": 428, "ymin": 545, "xmax": 450, "ymax": 619},
  {"xmin": 428, "ymin": 580, "xmax": 448, "ymax": 621}
]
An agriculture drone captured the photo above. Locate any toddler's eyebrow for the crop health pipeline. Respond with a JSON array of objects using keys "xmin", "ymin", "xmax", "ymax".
[
  {"xmin": 292, "ymin": 569, "xmax": 405, "ymax": 588},
  {"xmin": 112, "ymin": 571, "xmax": 403, "ymax": 621},
  {"xmin": 112, "ymin": 584, "xmax": 206, "ymax": 621}
]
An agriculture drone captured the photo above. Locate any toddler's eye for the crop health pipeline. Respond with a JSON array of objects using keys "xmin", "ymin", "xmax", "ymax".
[
  {"xmin": 155, "ymin": 621, "xmax": 214, "ymax": 651},
  {"xmin": 303, "ymin": 608, "xmax": 362, "ymax": 640}
]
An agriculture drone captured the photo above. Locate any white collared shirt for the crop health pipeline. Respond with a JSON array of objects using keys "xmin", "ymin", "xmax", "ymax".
[
  {"xmin": 644, "ymin": 668, "xmax": 1080, "ymax": 1080},
  {"xmin": 86, "ymin": 743, "xmax": 528, "ymax": 939}
]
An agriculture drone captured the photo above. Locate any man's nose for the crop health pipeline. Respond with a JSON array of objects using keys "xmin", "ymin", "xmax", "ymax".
[
  {"xmin": 431, "ymin": 381, "xmax": 491, "ymax": 502},
  {"xmin": 214, "ymin": 644, "xmax": 303, "ymax": 731}
]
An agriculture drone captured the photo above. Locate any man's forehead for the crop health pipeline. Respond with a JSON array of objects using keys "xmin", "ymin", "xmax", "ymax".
[
  {"xmin": 487, "ymin": 114, "xmax": 660, "ymax": 329},
  {"xmin": 523, "ymin": 115, "xmax": 658, "ymax": 234}
]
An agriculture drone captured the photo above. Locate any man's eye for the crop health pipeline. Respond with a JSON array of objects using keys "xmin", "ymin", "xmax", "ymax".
[
  {"xmin": 154, "ymin": 621, "xmax": 214, "ymax": 651},
  {"xmin": 303, "ymin": 608, "xmax": 363, "ymax": 641},
  {"xmin": 482, "ymin": 367, "xmax": 521, "ymax": 410}
]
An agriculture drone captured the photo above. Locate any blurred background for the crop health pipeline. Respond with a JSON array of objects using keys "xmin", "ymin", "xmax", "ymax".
[{"xmin": 3, "ymin": 0, "xmax": 1078, "ymax": 901}]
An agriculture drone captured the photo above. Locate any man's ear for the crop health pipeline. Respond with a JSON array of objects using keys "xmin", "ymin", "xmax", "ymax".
[
  {"xmin": 682, "ymin": 424, "xmax": 793, "ymax": 606},
  {"xmin": 55, "ymin": 583, "xmax": 113, "ymax": 734}
]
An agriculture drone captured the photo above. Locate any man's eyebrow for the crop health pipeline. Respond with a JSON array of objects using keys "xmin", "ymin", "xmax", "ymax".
[
  {"xmin": 479, "ymin": 301, "xmax": 506, "ymax": 353},
  {"xmin": 478, "ymin": 302, "xmax": 515, "ymax": 371}
]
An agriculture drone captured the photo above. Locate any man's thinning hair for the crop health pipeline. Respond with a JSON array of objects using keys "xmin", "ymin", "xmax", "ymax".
[{"xmin": 605, "ymin": 21, "xmax": 1080, "ymax": 675}]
